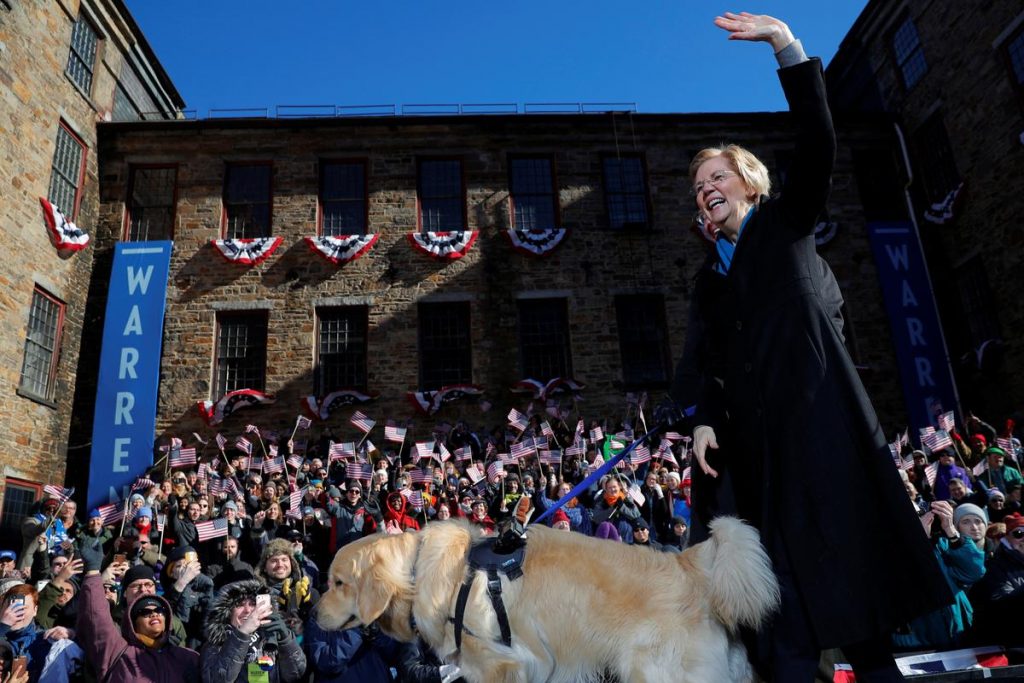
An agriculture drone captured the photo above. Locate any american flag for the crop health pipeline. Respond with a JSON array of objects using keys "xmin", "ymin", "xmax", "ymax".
[
  {"xmin": 247, "ymin": 457, "xmax": 262, "ymax": 471},
  {"xmin": 288, "ymin": 488, "xmax": 305, "ymax": 517},
  {"xmin": 328, "ymin": 442, "xmax": 348, "ymax": 461},
  {"xmin": 267, "ymin": 444, "xmax": 278, "ymax": 458},
  {"xmin": 401, "ymin": 489, "xmax": 424, "ymax": 508},
  {"xmin": 196, "ymin": 518, "xmax": 229, "ymax": 542},
  {"xmin": 922, "ymin": 430, "xmax": 953, "ymax": 453},
  {"xmin": 192, "ymin": 432, "xmax": 208, "ymax": 445},
  {"xmin": 350, "ymin": 411, "xmax": 376, "ymax": 433},
  {"xmin": 589, "ymin": 426, "xmax": 604, "ymax": 442},
  {"xmin": 923, "ymin": 462, "xmax": 939, "ymax": 487},
  {"xmin": 96, "ymin": 503, "xmax": 123, "ymax": 526},
  {"xmin": 919, "ymin": 426, "xmax": 936, "ymax": 441},
  {"xmin": 263, "ymin": 456, "xmax": 285, "ymax": 474},
  {"xmin": 565, "ymin": 440, "xmax": 586, "ymax": 458},
  {"xmin": 681, "ymin": 466, "xmax": 692, "ymax": 481},
  {"xmin": 533, "ymin": 436, "xmax": 549, "ymax": 450},
  {"xmin": 487, "ymin": 461, "xmax": 505, "ymax": 481},
  {"xmin": 889, "ymin": 442, "xmax": 901, "ymax": 468},
  {"xmin": 169, "ymin": 447, "xmax": 197, "ymax": 468},
  {"xmin": 465, "ymin": 464, "xmax": 485, "ymax": 483},
  {"xmin": 197, "ymin": 462, "xmax": 211, "ymax": 480},
  {"xmin": 414, "ymin": 442, "xmax": 432, "ymax": 463},
  {"xmin": 346, "ymin": 462, "xmax": 372, "ymax": 481},
  {"xmin": 291, "ymin": 439, "xmax": 307, "ymax": 455},
  {"xmin": 510, "ymin": 441, "xmax": 534, "ymax": 460},
  {"xmin": 215, "ymin": 433, "xmax": 227, "ymax": 451},
  {"xmin": 664, "ymin": 431, "xmax": 684, "ymax": 442},
  {"xmin": 937, "ymin": 411, "xmax": 956, "ymax": 433},
  {"xmin": 996, "ymin": 437, "xmax": 1014, "ymax": 454},
  {"xmin": 132, "ymin": 477, "xmax": 156, "ymax": 492},
  {"xmin": 409, "ymin": 469, "xmax": 432, "ymax": 485},
  {"xmin": 287, "ymin": 454, "xmax": 304, "ymax": 470},
  {"xmin": 499, "ymin": 452, "xmax": 516, "ymax": 466},
  {"xmin": 209, "ymin": 477, "xmax": 230, "ymax": 496},
  {"xmin": 454, "ymin": 446, "xmax": 473, "ymax": 462},
  {"xmin": 155, "ymin": 514, "xmax": 165, "ymax": 533},
  {"xmin": 508, "ymin": 408, "xmax": 529, "ymax": 431},
  {"xmin": 626, "ymin": 483, "xmax": 645, "ymax": 506},
  {"xmin": 972, "ymin": 460, "xmax": 988, "ymax": 477},
  {"xmin": 539, "ymin": 449, "xmax": 562, "ymax": 465},
  {"xmin": 235, "ymin": 436, "xmax": 254, "ymax": 455},
  {"xmin": 245, "ymin": 424, "xmax": 261, "ymax": 437},
  {"xmin": 485, "ymin": 442, "xmax": 497, "ymax": 457},
  {"xmin": 385, "ymin": 421, "xmax": 407, "ymax": 443},
  {"xmin": 656, "ymin": 440, "xmax": 678, "ymax": 465},
  {"xmin": 573, "ymin": 419, "xmax": 584, "ymax": 442},
  {"xmin": 431, "ymin": 441, "xmax": 451, "ymax": 463},
  {"xmin": 295, "ymin": 415, "xmax": 312, "ymax": 431},
  {"xmin": 43, "ymin": 485, "xmax": 73, "ymax": 503},
  {"xmin": 632, "ymin": 444, "xmax": 652, "ymax": 464},
  {"xmin": 540, "ymin": 421, "xmax": 555, "ymax": 438}
]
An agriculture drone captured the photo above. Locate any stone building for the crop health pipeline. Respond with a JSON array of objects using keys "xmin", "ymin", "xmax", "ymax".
[
  {"xmin": 0, "ymin": 0, "xmax": 181, "ymax": 543},
  {"xmin": 827, "ymin": 0, "xmax": 1024, "ymax": 420},
  {"xmin": 76, "ymin": 109, "xmax": 907, "ymax": 474}
]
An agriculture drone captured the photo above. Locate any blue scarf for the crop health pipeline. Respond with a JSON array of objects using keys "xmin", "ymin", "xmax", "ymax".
[
  {"xmin": 5, "ymin": 620, "xmax": 40, "ymax": 657},
  {"xmin": 713, "ymin": 207, "xmax": 755, "ymax": 275}
]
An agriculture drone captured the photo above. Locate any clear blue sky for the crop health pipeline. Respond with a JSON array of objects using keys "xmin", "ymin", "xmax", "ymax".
[{"xmin": 126, "ymin": 1, "xmax": 869, "ymax": 116}]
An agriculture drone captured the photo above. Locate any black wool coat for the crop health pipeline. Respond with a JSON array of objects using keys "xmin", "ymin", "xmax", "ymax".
[{"xmin": 670, "ymin": 58, "xmax": 952, "ymax": 648}]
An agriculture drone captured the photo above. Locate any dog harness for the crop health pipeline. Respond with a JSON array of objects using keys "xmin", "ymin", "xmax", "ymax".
[{"xmin": 450, "ymin": 537, "xmax": 526, "ymax": 652}]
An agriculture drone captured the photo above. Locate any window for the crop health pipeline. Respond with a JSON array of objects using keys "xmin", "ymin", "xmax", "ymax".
[
  {"xmin": 19, "ymin": 287, "xmax": 65, "ymax": 402},
  {"xmin": 0, "ymin": 480, "xmax": 41, "ymax": 536},
  {"xmin": 955, "ymin": 257, "xmax": 1001, "ymax": 350},
  {"xmin": 418, "ymin": 302, "xmax": 471, "ymax": 390},
  {"xmin": 509, "ymin": 157, "xmax": 557, "ymax": 230},
  {"xmin": 913, "ymin": 112, "xmax": 960, "ymax": 204},
  {"xmin": 602, "ymin": 155, "xmax": 650, "ymax": 229},
  {"xmin": 48, "ymin": 123, "xmax": 86, "ymax": 219},
  {"xmin": 66, "ymin": 14, "xmax": 98, "ymax": 94},
  {"xmin": 223, "ymin": 163, "xmax": 272, "ymax": 239},
  {"xmin": 214, "ymin": 312, "xmax": 268, "ymax": 396},
  {"xmin": 320, "ymin": 161, "xmax": 367, "ymax": 235},
  {"xmin": 615, "ymin": 295, "xmax": 671, "ymax": 388},
  {"xmin": 1002, "ymin": 24, "xmax": 1024, "ymax": 106},
  {"xmin": 418, "ymin": 159, "xmax": 464, "ymax": 231},
  {"xmin": 518, "ymin": 298, "xmax": 572, "ymax": 380},
  {"xmin": 316, "ymin": 307, "xmax": 368, "ymax": 393},
  {"xmin": 891, "ymin": 17, "xmax": 927, "ymax": 90},
  {"xmin": 851, "ymin": 147, "xmax": 907, "ymax": 221},
  {"xmin": 126, "ymin": 166, "xmax": 176, "ymax": 241}
]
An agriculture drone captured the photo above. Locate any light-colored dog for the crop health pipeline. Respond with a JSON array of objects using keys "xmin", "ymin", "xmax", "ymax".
[{"xmin": 317, "ymin": 517, "xmax": 779, "ymax": 682}]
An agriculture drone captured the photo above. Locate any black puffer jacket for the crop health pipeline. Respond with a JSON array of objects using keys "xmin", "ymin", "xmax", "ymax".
[{"xmin": 200, "ymin": 579, "xmax": 306, "ymax": 683}]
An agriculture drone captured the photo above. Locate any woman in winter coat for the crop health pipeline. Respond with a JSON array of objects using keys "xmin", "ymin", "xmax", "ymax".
[
  {"xmin": 304, "ymin": 607, "xmax": 399, "ymax": 683},
  {"xmin": 589, "ymin": 475, "xmax": 641, "ymax": 540},
  {"xmin": 200, "ymin": 579, "xmax": 306, "ymax": 683},
  {"xmin": 382, "ymin": 492, "xmax": 420, "ymax": 533}
]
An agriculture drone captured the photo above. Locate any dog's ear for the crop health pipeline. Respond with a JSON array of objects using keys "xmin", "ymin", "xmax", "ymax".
[{"xmin": 355, "ymin": 544, "xmax": 399, "ymax": 624}]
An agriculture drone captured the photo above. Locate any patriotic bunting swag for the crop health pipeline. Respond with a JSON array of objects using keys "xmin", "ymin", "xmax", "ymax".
[
  {"xmin": 406, "ymin": 231, "xmax": 478, "ymax": 259},
  {"xmin": 197, "ymin": 389, "xmax": 276, "ymax": 426},
  {"xmin": 39, "ymin": 198, "xmax": 90, "ymax": 253},
  {"xmin": 304, "ymin": 389, "xmax": 378, "ymax": 421},
  {"xmin": 503, "ymin": 228, "xmax": 567, "ymax": 257},
  {"xmin": 923, "ymin": 181, "xmax": 966, "ymax": 225},
  {"xmin": 510, "ymin": 377, "xmax": 586, "ymax": 401},
  {"xmin": 406, "ymin": 384, "xmax": 483, "ymax": 415},
  {"xmin": 210, "ymin": 237, "xmax": 283, "ymax": 266},
  {"xmin": 304, "ymin": 234, "xmax": 379, "ymax": 265}
]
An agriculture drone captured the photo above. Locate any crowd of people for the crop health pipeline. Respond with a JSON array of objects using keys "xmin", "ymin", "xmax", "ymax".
[{"xmin": 0, "ymin": 407, "xmax": 1022, "ymax": 682}]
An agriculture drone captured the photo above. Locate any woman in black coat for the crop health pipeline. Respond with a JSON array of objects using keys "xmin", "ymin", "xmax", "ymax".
[{"xmin": 669, "ymin": 11, "xmax": 951, "ymax": 681}]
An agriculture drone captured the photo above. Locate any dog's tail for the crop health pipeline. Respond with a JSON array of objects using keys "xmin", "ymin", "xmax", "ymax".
[{"xmin": 689, "ymin": 516, "xmax": 780, "ymax": 631}]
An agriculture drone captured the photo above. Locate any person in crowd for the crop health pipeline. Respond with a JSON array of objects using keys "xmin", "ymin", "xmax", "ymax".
[
  {"xmin": 325, "ymin": 481, "xmax": 377, "ymax": 555},
  {"xmin": 532, "ymin": 479, "xmax": 591, "ymax": 535},
  {"xmin": 56, "ymin": 502, "xmax": 81, "ymax": 544},
  {"xmin": 161, "ymin": 546, "xmax": 214, "ymax": 649},
  {"xmin": 976, "ymin": 447, "xmax": 1023, "ymax": 495},
  {"xmin": 0, "ymin": 582, "xmax": 84, "ymax": 681},
  {"xmin": 0, "ymin": 551, "xmax": 18, "ymax": 580},
  {"xmin": 77, "ymin": 509, "xmax": 114, "ymax": 554},
  {"xmin": 283, "ymin": 529, "xmax": 319, "ymax": 591},
  {"xmin": 662, "ymin": 516, "xmax": 690, "ymax": 553},
  {"xmin": 381, "ymin": 491, "xmax": 420, "ymax": 534},
  {"xmin": 629, "ymin": 518, "xmax": 665, "ymax": 551},
  {"xmin": 590, "ymin": 474, "xmax": 640, "ymax": 541},
  {"xmin": 34, "ymin": 554, "xmax": 80, "ymax": 630},
  {"xmin": 933, "ymin": 449, "xmax": 971, "ymax": 501},
  {"xmin": 255, "ymin": 540, "xmax": 318, "ymax": 638},
  {"xmin": 206, "ymin": 537, "xmax": 256, "ymax": 590},
  {"xmin": 969, "ymin": 512, "xmax": 1024, "ymax": 645},
  {"xmin": 200, "ymin": 579, "xmax": 305, "ymax": 683},
  {"xmin": 304, "ymin": 607, "xmax": 402, "ymax": 683},
  {"xmin": 550, "ymin": 509, "xmax": 572, "ymax": 532},
  {"xmin": 19, "ymin": 497, "xmax": 68, "ymax": 570},
  {"xmin": 466, "ymin": 498, "xmax": 495, "ymax": 534},
  {"xmin": 986, "ymin": 488, "xmax": 1009, "ymax": 524},
  {"xmin": 396, "ymin": 637, "xmax": 465, "ymax": 683},
  {"xmin": 167, "ymin": 496, "xmax": 201, "ymax": 550},
  {"xmin": 945, "ymin": 478, "xmax": 974, "ymax": 509}
]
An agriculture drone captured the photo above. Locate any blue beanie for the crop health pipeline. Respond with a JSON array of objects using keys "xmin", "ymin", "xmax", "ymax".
[
  {"xmin": 136, "ymin": 506, "xmax": 153, "ymax": 519},
  {"xmin": 88, "ymin": 509, "xmax": 102, "ymax": 519}
]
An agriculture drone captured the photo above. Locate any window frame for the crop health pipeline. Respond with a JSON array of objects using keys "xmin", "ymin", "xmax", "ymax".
[
  {"xmin": 123, "ymin": 164, "xmax": 178, "ymax": 241},
  {"xmin": 517, "ymin": 298, "xmax": 573, "ymax": 381},
  {"xmin": 912, "ymin": 111, "xmax": 960, "ymax": 205},
  {"xmin": 315, "ymin": 306, "xmax": 369, "ymax": 394},
  {"xmin": 318, "ymin": 159, "xmax": 369, "ymax": 236},
  {"xmin": 49, "ymin": 121, "xmax": 88, "ymax": 221},
  {"xmin": 507, "ymin": 154, "xmax": 560, "ymax": 230},
  {"xmin": 221, "ymin": 161, "xmax": 274, "ymax": 239},
  {"xmin": 889, "ymin": 15, "xmax": 928, "ymax": 91},
  {"xmin": 416, "ymin": 157, "xmax": 467, "ymax": 232},
  {"xmin": 213, "ymin": 311, "xmax": 269, "ymax": 398},
  {"xmin": 601, "ymin": 153, "xmax": 652, "ymax": 230},
  {"xmin": 65, "ymin": 12, "xmax": 99, "ymax": 96},
  {"xmin": 18, "ymin": 286, "xmax": 66, "ymax": 404},
  {"xmin": 0, "ymin": 478, "xmax": 42, "ymax": 535},
  {"xmin": 614, "ymin": 294, "xmax": 672, "ymax": 389},
  {"xmin": 417, "ymin": 301, "xmax": 472, "ymax": 391}
]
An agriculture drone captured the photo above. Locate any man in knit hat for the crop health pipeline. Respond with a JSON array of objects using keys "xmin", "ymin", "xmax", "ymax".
[
  {"xmin": 257, "ymin": 539, "xmax": 319, "ymax": 637},
  {"xmin": 976, "ymin": 447, "xmax": 1023, "ymax": 496}
]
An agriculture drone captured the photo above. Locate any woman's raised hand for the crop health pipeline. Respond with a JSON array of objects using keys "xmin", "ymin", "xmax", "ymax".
[{"xmin": 714, "ymin": 12, "xmax": 794, "ymax": 52}]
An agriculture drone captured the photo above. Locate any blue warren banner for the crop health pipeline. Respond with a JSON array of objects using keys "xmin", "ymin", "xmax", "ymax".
[
  {"xmin": 88, "ymin": 242, "xmax": 172, "ymax": 510},
  {"xmin": 865, "ymin": 221, "xmax": 958, "ymax": 437}
]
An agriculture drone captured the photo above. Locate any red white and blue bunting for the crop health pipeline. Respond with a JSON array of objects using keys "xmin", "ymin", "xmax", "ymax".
[
  {"xmin": 407, "ymin": 384, "xmax": 484, "ymax": 415},
  {"xmin": 510, "ymin": 377, "xmax": 586, "ymax": 401},
  {"xmin": 197, "ymin": 389, "xmax": 276, "ymax": 426},
  {"xmin": 504, "ymin": 228, "xmax": 568, "ymax": 257},
  {"xmin": 923, "ymin": 181, "xmax": 965, "ymax": 225},
  {"xmin": 304, "ymin": 234, "xmax": 379, "ymax": 265},
  {"xmin": 304, "ymin": 389, "xmax": 378, "ymax": 421},
  {"xmin": 211, "ymin": 237, "xmax": 283, "ymax": 266},
  {"xmin": 39, "ymin": 198, "xmax": 90, "ymax": 253},
  {"xmin": 407, "ymin": 231, "xmax": 478, "ymax": 260}
]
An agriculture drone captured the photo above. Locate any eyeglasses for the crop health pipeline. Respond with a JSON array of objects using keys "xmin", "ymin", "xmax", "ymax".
[
  {"xmin": 691, "ymin": 170, "xmax": 737, "ymax": 196},
  {"xmin": 1011, "ymin": 528, "xmax": 1024, "ymax": 539},
  {"xmin": 136, "ymin": 607, "xmax": 166, "ymax": 618},
  {"xmin": 347, "ymin": 489, "xmax": 361, "ymax": 495}
]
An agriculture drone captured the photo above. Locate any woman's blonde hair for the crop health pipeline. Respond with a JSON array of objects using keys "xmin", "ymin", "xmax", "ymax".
[{"xmin": 689, "ymin": 144, "xmax": 771, "ymax": 199}]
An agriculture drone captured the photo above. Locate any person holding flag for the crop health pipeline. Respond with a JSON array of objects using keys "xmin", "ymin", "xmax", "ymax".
[{"xmin": 662, "ymin": 11, "xmax": 951, "ymax": 681}]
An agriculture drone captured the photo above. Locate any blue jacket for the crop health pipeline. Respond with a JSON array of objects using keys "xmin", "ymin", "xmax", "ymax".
[
  {"xmin": 892, "ymin": 535, "xmax": 985, "ymax": 650},
  {"xmin": 303, "ymin": 612, "xmax": 398, "ymax": 683}
]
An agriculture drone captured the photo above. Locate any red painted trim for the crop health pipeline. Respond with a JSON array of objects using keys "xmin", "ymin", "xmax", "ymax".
[
  {"xmin": 123, "ymin": 163, "xmax": 179, "ymax": 241},
  {"xmin": 56, "ymin": 121, "xmax": 88, "ymax": 221},
  {"xmin": 29, "ymin": 284, "xmax": 66, "ymax": 399}
]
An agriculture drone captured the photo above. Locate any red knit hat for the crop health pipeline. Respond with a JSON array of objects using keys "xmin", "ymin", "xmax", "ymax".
[
  {"xmin": 1004, "ymin": 512, "xmax": 1024, "ymax": 534},
  {"xmin": 970, "ymin": 433, "xmax": 988, "ymax": 446},
  {"xmin": 551, "ymin": 509, "xmax": 570, "ymax": 526}
]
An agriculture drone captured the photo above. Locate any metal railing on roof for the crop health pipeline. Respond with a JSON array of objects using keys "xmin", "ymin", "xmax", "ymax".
[{"xmin": 132, "ymin": 102, "xmax": 639, "ymax": 122}]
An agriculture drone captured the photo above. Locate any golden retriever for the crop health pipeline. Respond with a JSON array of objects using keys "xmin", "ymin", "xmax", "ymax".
[{"xmin": 317, "ymin": 517, "xmax": 779, "ymax": 682}]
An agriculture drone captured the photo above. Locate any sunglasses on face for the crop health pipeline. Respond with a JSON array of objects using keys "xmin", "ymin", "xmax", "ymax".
[
  {"xmin": 1011, "ymin": 528, "xmax": 1024, "ymax": 540},
  {"xmin": 137, "ymin": 607, "xmax": 166, "ymax": 618}
]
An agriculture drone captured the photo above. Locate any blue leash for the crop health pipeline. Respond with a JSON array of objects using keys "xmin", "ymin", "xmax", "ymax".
[{"xmin": 531, "ymin": 425, "xmax": 664, "ymax": 526}]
